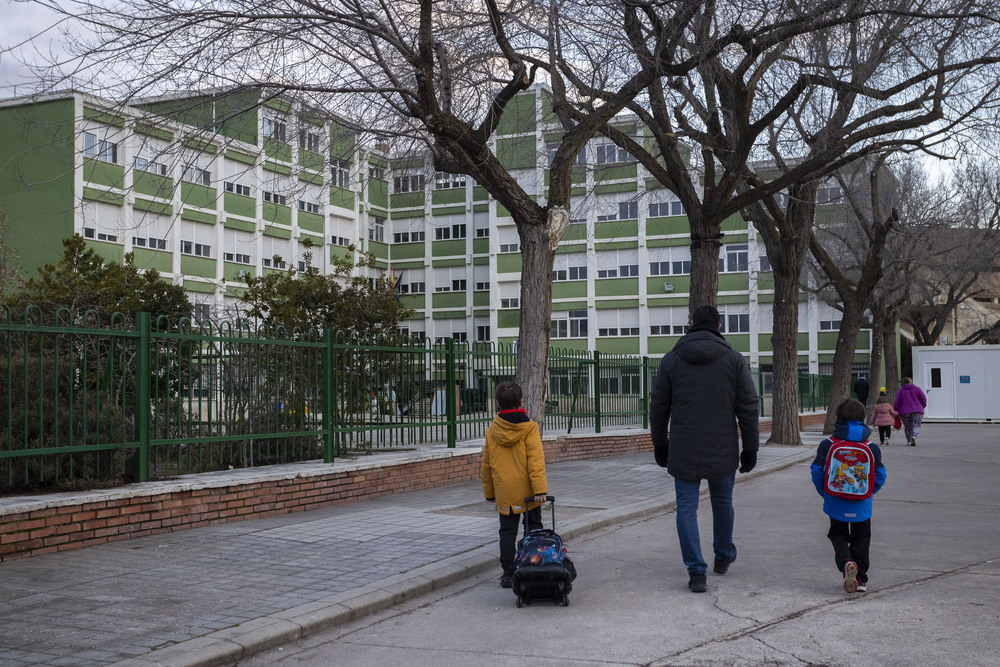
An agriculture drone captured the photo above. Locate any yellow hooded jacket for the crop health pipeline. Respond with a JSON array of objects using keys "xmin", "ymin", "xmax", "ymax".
[{"xmin": 481, "ymin": 412, "xmax": 547, "ymax": 515}]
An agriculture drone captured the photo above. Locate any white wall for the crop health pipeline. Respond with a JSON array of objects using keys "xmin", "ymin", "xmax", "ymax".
[{"xmin": 911, "ymin": 345, "xmax": 1000, "ymax": 421}]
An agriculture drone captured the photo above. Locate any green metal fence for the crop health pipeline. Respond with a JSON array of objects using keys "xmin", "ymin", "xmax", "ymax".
[{"xmin": 1, "ymin": 307, "xmax": 833, "ymax": 493}]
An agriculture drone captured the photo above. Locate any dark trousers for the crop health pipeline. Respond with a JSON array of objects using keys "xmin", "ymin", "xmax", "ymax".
[
  {"xmin": 498, "ymin": 507, "xmax": 542, "ymax": 574},
  {"xmin": 878, "ymin": 425, "xmax": 892, "ymax": 444},
  {"xmin": 828, "ymin": 518, "xmax": 871, "ymax": 583}
]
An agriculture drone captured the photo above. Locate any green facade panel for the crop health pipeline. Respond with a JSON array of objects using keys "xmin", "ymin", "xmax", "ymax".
[
  {"xmin": 497, "ymin": 254, "xmax": 522, "ymax": 273},
  {"xmin": 183, "ymin": 279, "xmax": 216, "ymax": 293},
  {"xmin": 181, "ymin": 207, "xmax": 216, "ymax": 225},
  {"xmin": 594, "ymin": 240, "xmax": 638, "ymax": 251},
  {"xmin": 224, "ymin": 192, "xmax": 256, "ymax": 217},
  {"xmin": 225, "ymin": 149, "xmax": 256, "ymax": 165},
  {"xmin": 432, "ymin": 292, "xmax": 466, "ymax": 309},
  {"xmin": 84, "ymin": 240, "xmax": 123, "ymax": 264},
  {"xmin": 83, "ymin": 159, "xmax": 125, "ymax": 188},
  {"xmin": 473, "ymin": 291, "xmax": 490, "ymax": 307},
  {"xmin": 718, "ymin": 273, "xmax": 750, "ymax": 292},
  {"xmin": 223, "ymin": 262, "xmax": 255, "ymax": 282},
  {"xmin": 432, "ymin": 239, "xmax": 466, "ymax": 257},
  {"xmin": 721, "ymin": 214, "xmax": 747, "ymax": 232},
  {"xmin": 497, "ymin": 310, "xmax": 520, "ymax": 328},
  {"xmin": 594, "ymin": 164, "xmax": 637, "ymax": 183},
  {"xmin": 595, "ymin": 220, "xmax": 638, "ymax": 239},
  {"xmin": 368, "ymin": 178, "xmax": 389, "ymax": 208},
  {"xmin": 131, "ymin": 248, "xmax": 173, "ymax": 273},
  {"xmin": 496, "ymin": 93, "xmax": 537, "ymax": 135},
  {"xmin": 646, "ymin": 217, "xmax": 690, "ymax": 237},
  {"xmin": 391, "ymin": 260, "xmax": 424, "ymax": 270},
  {"xmin": 83, "ymin": 187, "xmax": 124, "ymax": 206},
  {"xmin": 561, "ymin": 224, "xmax": 587, "ymax": 242},
  {"xmin": 180, "ymin": 255, "xmax": 216, "ymax": 277},
  {"xmin": 472, "ymin": 238, "xmax": 489, "ymax": 255},
  {"xmin": 595, "ymin": 277, "xmax": 639, "ymax": 297},
  {"xmin": 595, "ymin": 338, "xmax": 639, "ymax": 354},
  {"xmin": 330, "ymin": 187, "xmax": 355, "ymax": 210},
  {"xmin": 390, "ymin": 191, "xmax": 424, "ymax": 209},
  {"xmin": 552, "ymin": 281, "xmax": 588, "ymax": 299},
  {"xmin": 297, "ymin": 210, "xmax": 324, "ymax": 234},
  {"xmin": 432, "ymin": 189, "xmax": 466, "ymax": 205},
  {"xmin": 83, "ymin": 106, "xmax": 125, "ymax": 128},
  {"xmin": 224, "ymin": 217, "xmax": 256, "ymax": 233},
  {"xmin": 556, "ymin": 242, "xmax": 585, "ymax": 254},
  {"xmin": 647, "ymin": 275, "xmax": 691, "ymax": 295},
  {"xmin": 550, "ymin": 338, "xmax": 588, "ymax": 351},
  {"xmin": 298, "ymin": 149, "xmax": 324, "ymax": 172},
  {"xmin": 298, "ymin": 170, "xmax": 324, "ymax": 186},
  {"xmin": 133, "ymin": 198, "xmax": 172, "ymax": 216},
  {"xmin": 400, "ymin": 294, "xmax": 425, "ymax": 310},
  {"xmin": 263, "ymin": 202, "xmax": 292, "ymax": 226},
  {"xmin": 262, "ymin": 225, "xmax": 291, "ymax": 239},
  {"xmin": 134, "ymin": 172, "xmax": 173, "ymax": 199},
  {"xmin": 595, "ymin": 299, "xmax": 640, "ymax": 309},
  {"xmin": 552, "ymin": 300, "xmax": 587, "ymax": 311},
  {"xmin": 496, "ymin": 135, "xmax": 536, "ymax": 170},
  {"xmin": 181, "ymin": 182, "xmax": 217, "ymax": 209},
  {"xmin": 432, "ymin": 310, "xmax": 466, "ymax": 320},
  {"xmin": 135, "ymin": 123, "xmax": 173, "ymax": 141},
  {"xmin": 648, "ymin": 337, "xmax": 682, "ymax": 355},
  {"xmin": 368, "ymin": 240, "xmax": 388, "ymax": 259},
  {"xmin": 264, "ymin": 139, "xmax": 292, "ymax": 163},
  {"xmin": 390, "ymin": 242, "xmax": 425, "ymax": 260},
  {"xmin": 431, "ymin": 258, "xmax": 466, "ymax": 268}
]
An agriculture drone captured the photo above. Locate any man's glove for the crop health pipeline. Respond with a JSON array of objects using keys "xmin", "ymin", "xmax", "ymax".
[
  {"xmin": 739, "ymin": 450, "xmax": 757, "ymax": 474},
  {"xmin": 654, "ymin": 440, "xmax": 669, "ymax": 468}
]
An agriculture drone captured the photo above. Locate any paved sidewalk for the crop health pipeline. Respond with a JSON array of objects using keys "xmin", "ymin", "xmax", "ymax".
[{"xmin": 0, "ymin": 434, "xmax": 817, "ymax": 667}]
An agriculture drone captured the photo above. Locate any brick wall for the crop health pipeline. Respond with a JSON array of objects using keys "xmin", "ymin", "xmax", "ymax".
[{"xmin": 0, "ymin": 432, "xmax": 652, "ymax": 562}]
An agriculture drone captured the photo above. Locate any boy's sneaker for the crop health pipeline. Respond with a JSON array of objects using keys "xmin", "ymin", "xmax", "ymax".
[
  {"xmin": 500, "ymin": 573, "xmax": 513, "ymax": 588},
  {"xmin": 856, "ymin": 580, "xmax": 868, "ymax": 593},
  {"xmin": 843, "ymin": 561, "xmax": 859, "ymax": 593},
  {"xmin": 688, "ymin": 574, "xmax": 708, "ymax": 593}
]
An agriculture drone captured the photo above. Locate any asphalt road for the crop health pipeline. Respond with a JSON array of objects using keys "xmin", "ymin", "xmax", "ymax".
[{"xmin": 240, "ymin": 423, "xmax": 1000, "ymax": 667}]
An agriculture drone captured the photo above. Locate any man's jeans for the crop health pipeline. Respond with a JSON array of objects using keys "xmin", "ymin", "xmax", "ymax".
[{"xmin": 674, "ymin": 472, "xmax": 737, "ymax": 575}]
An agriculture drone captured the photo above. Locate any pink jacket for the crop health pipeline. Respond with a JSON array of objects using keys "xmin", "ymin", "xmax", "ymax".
[{"xmin": 869, "ymin": 402, "xmax": 898, "ymax": 427}]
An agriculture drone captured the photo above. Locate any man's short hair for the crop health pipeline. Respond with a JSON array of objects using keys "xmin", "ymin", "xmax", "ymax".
[
  {"xmin": 690, "ymin": 305, "xmax": 721, "ymax": 328},
  {"xmin": 495, "ymin": 381, "xmax": 522, "ymax": 411},
  {"xmin": 835, "ymin": 398, "xmax": 867, "ymax": 423}
]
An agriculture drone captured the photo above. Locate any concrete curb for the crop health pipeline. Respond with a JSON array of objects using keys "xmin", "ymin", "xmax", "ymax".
[{"xmin": 107, "ymin": 448, "xmax": 816, "ymax": 667}]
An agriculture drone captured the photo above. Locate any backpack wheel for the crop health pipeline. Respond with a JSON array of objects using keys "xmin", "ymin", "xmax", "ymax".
[{"xmin": 516, "ymin": 596, "xmax": 523, "ymax": 608}]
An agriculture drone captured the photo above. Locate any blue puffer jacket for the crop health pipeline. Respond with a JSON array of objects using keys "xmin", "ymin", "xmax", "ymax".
[{"xmin": 810, "ymin": 420, "xmax": 886, "ymax": 522}]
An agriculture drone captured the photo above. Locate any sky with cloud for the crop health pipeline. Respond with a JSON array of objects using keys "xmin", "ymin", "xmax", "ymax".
[{"xmin": 1, "ymin": 1, "xmax": 76, "ymax": 95}]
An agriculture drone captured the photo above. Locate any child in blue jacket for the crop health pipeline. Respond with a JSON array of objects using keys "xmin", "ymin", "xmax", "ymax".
[{"xmin": 811, "ymin": 398, "xmax": 887, "ymax": 593}]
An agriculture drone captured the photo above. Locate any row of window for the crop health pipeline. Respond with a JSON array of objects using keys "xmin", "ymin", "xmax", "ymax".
[{"xmin": 548, "ymin": 314, "xmax": 752, "ymax": 339}]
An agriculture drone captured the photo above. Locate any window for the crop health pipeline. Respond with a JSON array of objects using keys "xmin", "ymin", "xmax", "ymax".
[
  {"xmin": 224, "ymin": 252, "xmax": 251, "ymax": 264},
  {"xmin": 649, "ymin": 200, "xmax": 685, "ymax": 217},
  {"xmin": 393, "ymin": 173, "xmax": 425, "ymax": 193},
  {"xmin": 263, "ymin": 118, "xmax": 287, "ymax": 142},
  {"xmin": 368, "ymin": 164, "xmax": 386, "ymax": 180},
  {"xmin": 225, "ymin": 181, "xmax": 252, "ymax": 196},
  {"xmin": 83, "ymin": 132, "xmax": 118, "ymax": 163},
  {"xmin": 500, "ymin": 243, "xmax": 520, "ymax": 253},
  {"xmin": 181, "ymin": 240, "xmax": 212, "ymax": 257},
  {"xmin": 299, "ymin": 129, "xmax": 321, "ymax": 152},
  {"xmin": 96, "ymin": 231, "xmax": 118, "ymax": 242},
  {"xmin": 83, "ymin": 227, "xmax": 96, "ymax": 238},
  {"xmin": 618, "ymin": 201, "xmax": 638, "ymax": 220},
  {"xmin": 296, "ymin": 260, "xmax": 319, "ymax": 273},
  {"xmin": 759, "ymin": 255, "xmax": 772, "ymax": 271},
  {"xmin": 817, "ymin": 185, "xmax": 843, "ymax": 205},
  {"xmin": 719, "ymin": 244, "xmax": 749, "ymax": 273},
  {"xmin": 182, "ymin": 165, "xmax": 211, "ymax": 186},
  {"xmin": 475, "ymin": 227, "xmax": 489, "ymax": 238},
  {"xmin": 726, "ymin": 313, "xmax": 750, "ymax": 333},
  {"xmin": 500, "ymin": 297, "xmax": 519, "ymax": 308},
  {"xmin": 135, "ymin": 237, "xmax": 167, "ymax": 250},
  {"xmin": 476, "ymin": 325, "xmax": 491, "ymax": 342},
  {"xmin": 192, "ymin": 303, "xmax": 212, "ymax": 326},
  {"xmin": 475, "ymin": 281, "xmax": 490, "ymax": 291},
  {"xmin": 619, "ymin": 264, "xmax": 639, "ymax": 277},
  {"xmin": 298, "ymin": 201, "xmax": 321, "ymax": 214},
  {"xmin": 262, "ymin": 255, "xmax": 287, "ymax": 268},
  {"xmin": 595, "ymin": 143, "xmax": 631, "ymax": 164},
  {"xmin": 553, "ymin": 265, "xmax": 587, "ymax": 281},
  {"xmin": 551, "ymin": 310, "xmax": 588, "ymax": 338},
  {"xmin": 435, "ymin": 172, "xmax": 467, "ymax": 189},
  {"xmin": 368, "ymin": 217, "xmax": 385, "ymax": 242},
  {"xmin": 435, "ymin": 227, "xmax": 451, "ymax": 240},
  {"xmin": 331, "ymin": 235, "xmax": 351, "ymax": 247},
  {"xmin": 546, "ymin": 144, "xmax": 587, "ymax": 166},
  {"xmin": 450, "ymin": 279, "xmax": 467, "ymax": 292},
  {"xmin": 134, "ymin": 156, "xmax": 167, "ymax": 176},
  {"xmin": 820, "ymin": 319, "xmax": 842, "ymax": 331},
  {"xmin": 393, "ymin": 231, "xmax": 425, "ymax": 243},
  {"xmin": 649, "ymin": 246, "xmax": 692, "ymax": 276},
  {"xmin": 332, "ymin": 160, "xmax": 351, "ymax": 188},
  {"xmin": 263, "ymin": 191, "xmax": 288, "ymax": 206},
  {"xmin": 408, "ymin": 281, "xmax": 426, "ymax": 294},
  {"xmin": 453, "ymin": 332, "xmax": 468, "ymax": 343}
]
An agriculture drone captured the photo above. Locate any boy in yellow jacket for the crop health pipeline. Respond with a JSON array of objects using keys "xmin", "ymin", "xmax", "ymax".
[{"xmin": 482, "ymin": 381, "xmax": 548, "ymax": 588}]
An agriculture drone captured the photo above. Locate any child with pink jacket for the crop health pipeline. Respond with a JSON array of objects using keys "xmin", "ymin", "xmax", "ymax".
[{"xmin": 868, "ymin": 392, "xmax": 898, "ymax": 446}]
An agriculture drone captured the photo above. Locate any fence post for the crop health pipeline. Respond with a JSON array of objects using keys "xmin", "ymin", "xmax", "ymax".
[
  {"xmin": 134, "ymin": 312, "xmax": 151, "ymax": 483},
  {"xmin": 445, "ymin": 338, "xmax": 457, "ymax": 448},
  {"xmin": 642, "ymin": 356, "xmax": 649, "ymax": 430},
  {"xmin": 322, "ymin": 329, "xmax": 336, "ymax": 463},
  {"xmin": 593, "ymin": 350, "xmax": 601, "ymax": 434}
]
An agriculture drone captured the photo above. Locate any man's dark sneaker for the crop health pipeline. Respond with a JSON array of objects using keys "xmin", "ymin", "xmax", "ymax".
[
  {"xmin": 843, "ymin": 561, "xmax": 859, "ymax": 593},
  {"xmin": 714, "ymin": 547, "xmax": 737, "ymax": 575},
  {"xmin": 688, "ymin": 574, "xmax": 708, "ymax": 593},
  {"xmin": 500, "ymin": 574, "xmax": 513, "ymax": 588}
]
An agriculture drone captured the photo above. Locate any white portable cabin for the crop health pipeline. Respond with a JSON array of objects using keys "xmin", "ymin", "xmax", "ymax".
[{"xmin": 910, "ymin": 345, "xmax": 1000, "ymax": 421}]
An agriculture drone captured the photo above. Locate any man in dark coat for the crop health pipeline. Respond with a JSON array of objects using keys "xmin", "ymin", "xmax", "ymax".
[
  {"xmin": 649, "ymin": 305, "xmax": 760, "ymax": 593},
  {"xmin": 853, "ymin": 376, "xmax": 870, "ymax": 407}
]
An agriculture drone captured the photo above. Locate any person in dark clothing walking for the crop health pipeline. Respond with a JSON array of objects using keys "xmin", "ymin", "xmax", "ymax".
[
  {"xmin": 649, "ymin": 305, "xmax": 760, "ymax": 593},
  {"xmin": 853, "ymin": 376, "xmax": 870, "ymax": 407}
]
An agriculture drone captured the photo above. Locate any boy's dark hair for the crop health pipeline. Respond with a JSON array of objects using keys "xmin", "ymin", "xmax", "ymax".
[
  {"xmin": 690, "ymin": 305, "xmax": 721, "ymax": 328},
  {"xmin": 836, "ymin": 398, "xmax": 867, "ymax": 423},
  {"xmin": 495, "ymin": 381, "xmax": 522, "ymax": 411}
]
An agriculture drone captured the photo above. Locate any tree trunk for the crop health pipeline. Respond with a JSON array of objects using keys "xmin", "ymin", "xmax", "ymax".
[
  {"xmin": 688, "ymin": 224, "xmax": 722, "ymax": 309},
  {"xmin": 822, "ymin": 300, "xmax": 867, "ymax": 433},
  {"xmin": 867, "ymin": 318, "xmax": 883, "ymax": 411},
  {"xmin": 883, "ymin": 317, "xmax": 900, "ymax": 402},
  {"xmin": 515, "ymin": 220, "xmax": 556, "ymax": 430},
  {"xmin": 767, "ymin": 255, "xmax": 804, "ymax": 445}
]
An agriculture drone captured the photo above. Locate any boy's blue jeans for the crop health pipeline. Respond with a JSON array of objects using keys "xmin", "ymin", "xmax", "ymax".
[{"xmin": 674, "ymin": 472, "xmax": 737, "ymax": 576}]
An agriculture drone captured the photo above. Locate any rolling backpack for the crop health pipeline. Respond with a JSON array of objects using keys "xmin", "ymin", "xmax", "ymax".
[{"xmin": 823, "ymin": 437, "xmax": 875, "ymax": 500}]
